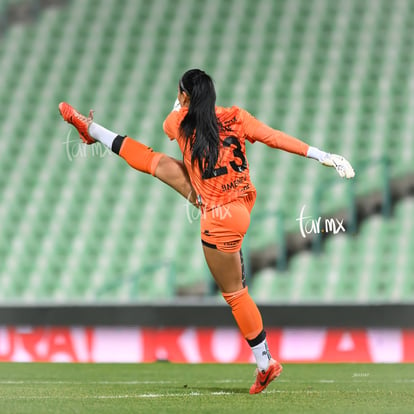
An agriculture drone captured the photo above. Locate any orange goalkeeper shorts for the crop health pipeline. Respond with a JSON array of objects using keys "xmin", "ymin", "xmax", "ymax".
[{"xmin": 200, "ymin": 191, "xmax": 256, "ymax": 253}]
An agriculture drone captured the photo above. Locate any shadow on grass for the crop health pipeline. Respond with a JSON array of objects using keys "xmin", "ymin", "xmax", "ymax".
[{"xmin": 182, "ymin": 386, "xmax": 249, "ymax": 395}]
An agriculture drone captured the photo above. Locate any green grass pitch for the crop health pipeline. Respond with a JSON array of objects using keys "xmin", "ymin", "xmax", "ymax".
[{"xmin": 0, "ymin": 363, "xmax": 413, "ymax": 413}]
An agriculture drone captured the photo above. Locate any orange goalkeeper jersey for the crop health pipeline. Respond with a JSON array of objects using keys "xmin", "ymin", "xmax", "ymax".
[{"xmin": 163, "ymin": 105, "xmax": 309, "ymax": 209}]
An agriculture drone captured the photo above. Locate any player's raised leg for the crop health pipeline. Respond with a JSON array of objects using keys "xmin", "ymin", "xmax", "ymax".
[{"xmin": 59, "ymin": 102, "xmax": 196, "ymax": 203}]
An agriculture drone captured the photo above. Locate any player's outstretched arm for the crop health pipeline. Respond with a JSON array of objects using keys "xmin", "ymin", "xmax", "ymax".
[{"xmin": 240, "ymin": 109, "xmax": 355, "ymax": 179}]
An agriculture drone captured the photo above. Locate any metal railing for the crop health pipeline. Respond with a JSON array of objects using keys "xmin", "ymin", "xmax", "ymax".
[{"xmin": 97, "ymin": 260, "xmax": 176, "ymax": 300}]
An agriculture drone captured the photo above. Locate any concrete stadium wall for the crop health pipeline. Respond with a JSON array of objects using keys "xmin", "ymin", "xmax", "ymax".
[{"xmin": 0, "ymin": 303, "xmax": 412, "ymax": 327}]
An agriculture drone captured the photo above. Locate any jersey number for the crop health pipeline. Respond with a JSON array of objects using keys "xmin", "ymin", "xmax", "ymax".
[{"xmin": 202, "ymin": 136, "xmax": 247, "ymax": 179}]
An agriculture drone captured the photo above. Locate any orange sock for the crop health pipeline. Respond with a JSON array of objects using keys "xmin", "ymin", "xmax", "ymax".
[
  {"xmin": 222, "ymin": 286, "xmax": 263, "ymax": 341},
  {"xmin": 118, "ymin": 136, "xmax": 163, "ymax": 176}
]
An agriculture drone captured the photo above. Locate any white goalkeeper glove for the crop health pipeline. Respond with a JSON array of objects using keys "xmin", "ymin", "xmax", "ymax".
[
  {"xmin": 320, "ymin": 153, "xmax": 355, "ymax": 178},
  {"xmin": 173, "ymin": 98, "xmax": 181, "ymax": 112},
  {"xmin": 307, "ymin": 147, "xmax": 355, "ymax": 179}
]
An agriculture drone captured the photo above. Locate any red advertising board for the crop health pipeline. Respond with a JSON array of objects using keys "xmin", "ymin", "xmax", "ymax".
[{"xmin": 0, "ymin": 327, "xmax": 412, "ymax": 363}]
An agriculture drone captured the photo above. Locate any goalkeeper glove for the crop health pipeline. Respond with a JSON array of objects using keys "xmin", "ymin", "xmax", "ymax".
[
  {"xmin": 173, "ymin": 98, "xmax": 181, "ymax": 112},
  {"xmin": 307, "ymin": 147, "xmax": 355, "ymax": 179}
]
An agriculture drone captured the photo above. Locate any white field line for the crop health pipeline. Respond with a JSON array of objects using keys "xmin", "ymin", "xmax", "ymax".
[
  {"xmin": 0, "ymin": 392, "xmax": 236, "ymax": 400},
  {"xmin": 0, "ymin": 379, "xmax": 245, "ymax": 385},
  {"xmin": 0, "ymin": 390, "xmax": 334, "ymax": 401},
  {"xmin": 0, "ymin": 379, "xmax": 413, "ymax": 385}
]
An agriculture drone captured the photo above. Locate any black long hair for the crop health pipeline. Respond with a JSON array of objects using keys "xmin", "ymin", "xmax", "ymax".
[{"xmin": 179, "ymin": 69, "xmax": 219, "ymax": 178}]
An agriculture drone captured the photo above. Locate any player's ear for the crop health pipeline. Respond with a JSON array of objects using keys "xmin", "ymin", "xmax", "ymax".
[{"xmin": 181, "ymin": 91, "xmax": 191, "ymax": 107}]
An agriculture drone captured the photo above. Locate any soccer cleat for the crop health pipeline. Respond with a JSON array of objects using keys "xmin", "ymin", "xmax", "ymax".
[
  {"xmin": 59, "ymin": 102, "xmax": 96, "ymax": 144},
  {"xmin": 249, "ymin": 359, "xmax": 283, "ymax": 394}
]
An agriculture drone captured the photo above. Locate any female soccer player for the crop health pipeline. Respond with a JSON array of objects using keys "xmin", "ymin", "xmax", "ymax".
[{"xmin": 59, "ymin": 68, "xmax": 354, "ymax": 394}]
